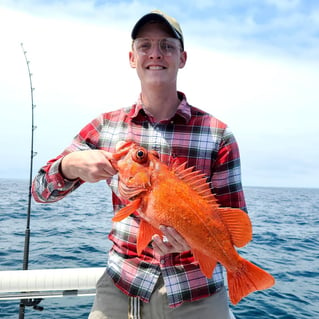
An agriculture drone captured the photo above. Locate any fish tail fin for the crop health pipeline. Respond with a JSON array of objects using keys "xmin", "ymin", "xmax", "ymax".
[{"xmin": 227, "ymin": 257, "xmax": 275, "ymax": 304}]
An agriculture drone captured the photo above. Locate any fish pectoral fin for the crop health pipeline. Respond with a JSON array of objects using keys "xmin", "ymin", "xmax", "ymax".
[
  {"xmin": 112, "ymin": 199, "xmax": 141, "ymax": 222},
  {"xmin": 219, "ymin": 208, "xmax": 252, "ymax": 247},
  {"xmin": 192, "ymin": 248, "xmax": 217, "ymax": 278},
  {"xmin": 137, "ymin": 220, "xmax": 162, "ymax": 255}
]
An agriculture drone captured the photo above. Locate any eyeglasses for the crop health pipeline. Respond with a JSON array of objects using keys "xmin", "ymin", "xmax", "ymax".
[{"xmin": 133, "ymin": 38, "xmax": 182, "ymax": 56}]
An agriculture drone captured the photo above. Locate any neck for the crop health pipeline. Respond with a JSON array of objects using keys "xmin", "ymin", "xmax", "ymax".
[{"xmin": 141, "ymin": 87, "xmax": 180, "ymax": 121}]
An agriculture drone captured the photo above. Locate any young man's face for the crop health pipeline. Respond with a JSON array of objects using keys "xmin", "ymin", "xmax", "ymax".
[{"xmin": 129, "ymin": 22, "xmax": 187, "ymax": 88}]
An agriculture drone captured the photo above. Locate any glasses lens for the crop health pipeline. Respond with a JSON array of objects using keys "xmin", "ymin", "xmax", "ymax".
[
  {"xmin": 135, "ymin": 38, "xmax": 152, "ymax": 55},
  {"xmin": 159, "ymin": 39, "xmax": 179, "ymax": 56},
  {"xmin": 134, "ymin": 38, "xmax": 180, "ymax": 56}
]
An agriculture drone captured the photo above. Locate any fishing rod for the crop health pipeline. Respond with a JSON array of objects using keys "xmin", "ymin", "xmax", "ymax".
[{"xmin": 18, "ymin": 43, "xmax": 43, "ymax": 319}]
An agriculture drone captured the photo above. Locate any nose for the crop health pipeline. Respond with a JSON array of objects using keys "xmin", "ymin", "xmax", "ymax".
[{"xmin": 149, "ymin": 42, "xmax": 163, "ymax": 59}]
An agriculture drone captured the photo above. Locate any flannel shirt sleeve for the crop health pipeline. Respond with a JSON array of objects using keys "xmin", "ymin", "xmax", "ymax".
[
  {"xmin": 211, "ymin": 127, "xmax": 247, "ymax": 211},
  {"xmin": 32, "ymin": 156, "xmax": 84, "ymax": 203},
  {"xmin": 32, "ymin": 115, "xmax": 103, "ymax": 203}
]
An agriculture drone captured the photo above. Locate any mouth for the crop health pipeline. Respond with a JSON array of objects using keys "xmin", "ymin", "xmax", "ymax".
[{"xmin": 147, "ymin": 65, "xmax": 166, "ymax": 70}]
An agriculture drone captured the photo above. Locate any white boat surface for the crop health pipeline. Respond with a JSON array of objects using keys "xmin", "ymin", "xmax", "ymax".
[
  {"xmin": 0, "ymin": 267, "xmax": 105, "ymax": 300},
  {"xmin": 0, "ymin": 267, "xmax": 236, "ymax": 318}
]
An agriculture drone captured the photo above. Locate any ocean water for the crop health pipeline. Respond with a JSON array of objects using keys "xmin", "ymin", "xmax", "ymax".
[{"xmin": 0, "ymin": 178, "xmax": 318, "ymax": 318}]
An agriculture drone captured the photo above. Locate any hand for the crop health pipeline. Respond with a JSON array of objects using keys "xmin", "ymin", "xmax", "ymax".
[
  {"xmin": 152, "ymin": 226, "xmax": 191, "ymax": 256},
  {"xmin": 60, "ymin": 150, "xmax": 117, "ymax": 182}
]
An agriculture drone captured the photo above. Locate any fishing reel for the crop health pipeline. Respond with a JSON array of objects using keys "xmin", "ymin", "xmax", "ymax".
[{"xmin": 20, "ymin": 298, "xmax": 44, "ymax": 311}]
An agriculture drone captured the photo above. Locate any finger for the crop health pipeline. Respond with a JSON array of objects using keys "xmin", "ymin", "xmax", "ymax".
[
  {"xmin": 152, "ymin": 235, "xmax": 165, "ymax": 255},
  {"xmin": 160, "ymin": 226, "xmax": 191, "ymax": 251},
  {"xmin": 115, "ymin": 141, "xmax": 126, "ymax": 151},
  {"xmin": 100, "ymin": 151, "xmax": 117, "ymax": 176},
  {"xmin": 152, "ymin": 234, "xmax": 172, "ymax": 255},
  {"xmin": 159, "ymin": 226, "xmax": 179, "ymax": 245},
  {"xmin": 102, "ymin": 150, "xmax": 114, "ymax": 161},
  {"xmin": 103, "ymin": 165, "xmax": 117, "ymax": 177}
]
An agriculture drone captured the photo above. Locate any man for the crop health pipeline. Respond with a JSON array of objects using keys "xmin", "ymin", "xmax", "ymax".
[{"xmin": 32, "ymin": 10, "xmax": 246, "ymax": 319}]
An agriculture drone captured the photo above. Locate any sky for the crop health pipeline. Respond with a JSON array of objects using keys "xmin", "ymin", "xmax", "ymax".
[{"xmin": 0, "ymin": 0, "xmax": 318, "ymax": 188}]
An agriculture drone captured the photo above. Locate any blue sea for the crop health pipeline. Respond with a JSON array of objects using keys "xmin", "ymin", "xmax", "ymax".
[{"xmin": 0, "ymin": 178, "xmax": 318, "ymax": 318}]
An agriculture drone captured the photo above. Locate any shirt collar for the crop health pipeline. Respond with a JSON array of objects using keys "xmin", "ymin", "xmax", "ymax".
[{"xmin": 130, "ymin": 91, "xmax": 191, "ymax": 124}]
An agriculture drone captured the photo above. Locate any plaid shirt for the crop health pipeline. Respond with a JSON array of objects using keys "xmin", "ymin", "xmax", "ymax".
[{"xmin": 32, "ymin": 92, "xmax": 247, "ymax": 308}]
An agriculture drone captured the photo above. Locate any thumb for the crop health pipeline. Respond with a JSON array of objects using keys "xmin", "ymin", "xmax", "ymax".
[
  {"xmin": 101, "ymin": 149, "xmax": 114, "ymax": 160},
  {"xmin": 101, "ymin": 150, "xmax": 117, "ymax": 174}
]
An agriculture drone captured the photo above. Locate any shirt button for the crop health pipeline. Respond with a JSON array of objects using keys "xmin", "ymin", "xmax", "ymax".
[
  {"xmin": 160, "ymin": 259, "xmax": 165, "ymax": 265},
  {"xmin": 57, "ymin": 183, "xmax": 62, "ymax": 188}
]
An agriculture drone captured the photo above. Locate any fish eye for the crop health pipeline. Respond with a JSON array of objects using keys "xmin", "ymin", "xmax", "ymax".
[{"xmin": 134, "ymin": 148, "xmax": 148, "ymax": 163}]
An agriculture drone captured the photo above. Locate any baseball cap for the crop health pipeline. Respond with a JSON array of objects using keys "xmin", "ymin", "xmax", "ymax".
[{"xmin": 131, "ymin": 10, "xmax": 184, "ymax": 50}]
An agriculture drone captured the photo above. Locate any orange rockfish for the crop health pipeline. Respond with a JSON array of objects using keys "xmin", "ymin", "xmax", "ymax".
[{"xmin": 111, "ymin": 141, "xmax": 275, "ymax": 304}]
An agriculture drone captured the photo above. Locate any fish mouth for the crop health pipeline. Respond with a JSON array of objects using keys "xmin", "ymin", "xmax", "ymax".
[{"xmin": 118, "ymin": 181, "xmax": 148, "ymax": 200}]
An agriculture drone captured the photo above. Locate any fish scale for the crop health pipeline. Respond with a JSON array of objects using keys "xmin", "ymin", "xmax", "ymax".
[{"xmin": 111, "ymin": 141, "xmax": 275, "ymax": 304}]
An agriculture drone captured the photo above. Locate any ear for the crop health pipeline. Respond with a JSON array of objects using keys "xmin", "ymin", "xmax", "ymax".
[
  {"xmin": 129, "ymin": 51, "xmax": 136, "ymax": 68},
  {"xmin": 179, "ymin": 51, "xmax": 187, "ymax": 69}
]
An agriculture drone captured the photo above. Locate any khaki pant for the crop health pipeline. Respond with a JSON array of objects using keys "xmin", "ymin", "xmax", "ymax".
[{"xmin": 88, "ymin": 270, "xmax": 232, "ymax": 319}]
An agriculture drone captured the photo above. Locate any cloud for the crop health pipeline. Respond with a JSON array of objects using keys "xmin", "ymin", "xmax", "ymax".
[
  {"xmin": 179, "ymin": 0, "xmax": 319, "ymax": 60},
  {"xmin": 265, "ymin": 0, "xmax": 300, "ymax": 11},
  {"xmin": 179, "ymin": 43, "xmax": 319, "ymax": 187},
  {"xmin": 3, "ymin": 0, "xmax": 319, "ymax": 59},
  {"xmin": 0, "ymin": 1, "xmax": 318, "ymax": 188}
]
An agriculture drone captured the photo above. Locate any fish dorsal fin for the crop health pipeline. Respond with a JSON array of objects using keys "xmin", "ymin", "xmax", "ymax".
[
  {"xmin": 172, "ymin": 162, "xmax": 215, "ymax": 199},
  {"xmin": 112, "ymin": 198, "xmax": 141, "ymax": 222},
  {"xmin": 219, "ymin": 207, "xmax": 252, "ymax": 247}
]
